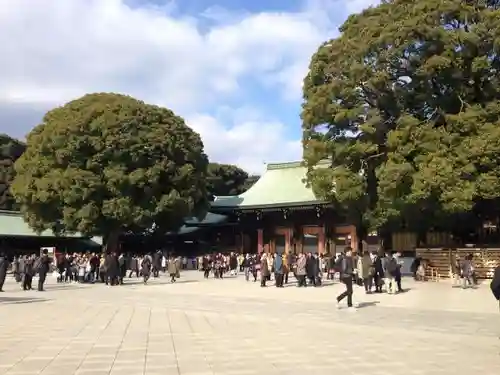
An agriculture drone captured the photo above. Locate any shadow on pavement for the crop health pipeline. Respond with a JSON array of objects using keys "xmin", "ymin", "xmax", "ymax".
[
  {"xmin": 45, "ymin": 284, "xmax": 90, "ymax": 290},
  {"xmin": 121, "ymin": 279, "xmax": 200, "ymax": 286},
  {"xmin": 282, "ymin": 281, "xmax": 336, "ymax": 288},
  {"xmin": 0, "ymin": 296, "xmax": 49, "ymax": 305},
  {"xmin": 357, "ymin": 301, "xmax": 379, "ymax": 308}
]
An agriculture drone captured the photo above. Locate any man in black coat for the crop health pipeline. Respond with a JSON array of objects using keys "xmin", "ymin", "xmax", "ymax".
[
  {"xmin": 23, "ymin": 256, "xmax": 35, "ymax": 291},
  {"xmin": 152, "ymin": 251, "xmax": 162, "ymax": 277},
  {"xmin": 490, "ymin": 265, "xmax": 500, "ymax": 306},
  {"xmin": 305, "ymin": 252, "xmax": 317, "ymax": 286},
  {"xmin": 0, "ymin": 252, "xmax": 8, "ymax": 292},
  {"xmin": 104, "ymin": 252, "xmax": 119, "ymax": 286},
  {"xmin": 336, "ymin": 247, "xmax": 355, "ymax": 309},
  {"xmin": 372, "ymin": 252, "xmax": 384, "ymax": 293},
  {"xmin": 37, "ymin": 249, "xmax": 52, "ymax": 291}
]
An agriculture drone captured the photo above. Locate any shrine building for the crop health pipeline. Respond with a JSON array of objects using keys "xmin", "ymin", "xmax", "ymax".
[{"xmin": 206, "ymin": 160, "xmax": 357, "ymax": 255}]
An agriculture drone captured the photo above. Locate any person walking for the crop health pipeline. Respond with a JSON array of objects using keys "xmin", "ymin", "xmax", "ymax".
[
  {"xmin": 383, "ymin": 251, "xmax": 398, "ymax": 294},
  {"xmin": 243, "ymin": 254, "xmax": 251, "ymax": 281},
  {"xmin": 273, "ymin": 253, "xmax": 284, "ymax": 288},
  {"xmin": 336, "ymin": 247, "xmax": 355, "ymax": 309},
  {"xmin": 168, "ymin": 256, "xmax": 179, "ymax": 283},
  {"xmin": 260, "ymin": 254, "xmax": 270, "ymax": 287},
  {"xmin": 357, "ymin": 251, "xmax": 373, "ymax": 293},
  {"xmin": 490, "ymin": 265, "xmax": 500, "ymax": 310},
  {"xmin": 37, "ymin": 249, "xmax": 52, "ymax": 291},
  {"xmin": 295, "ymin": 253, "xmax": 307, "ymax": 287},
  {"xmin": 22, "ymin": 255, "xmax": 35, "ymax": 290},
  {"xmin": 393, "ymin": 251, "xmax": 404, "ymax": 292},
  {"xmin": 128, "ymin": 255, "xmax": 139, "ymax": 278},
  {"xmin": 141, "ymin": 254, "xmax": 152, "ymax": 284},
  {"xmin": 0, "ymin": 252, "xmax": 8, "ymax": 292}
]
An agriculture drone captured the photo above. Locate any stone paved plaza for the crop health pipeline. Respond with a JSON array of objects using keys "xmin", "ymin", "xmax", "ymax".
[{"xmin": 0, "ymin": 272, "xmax": 499, "ymax": 375}]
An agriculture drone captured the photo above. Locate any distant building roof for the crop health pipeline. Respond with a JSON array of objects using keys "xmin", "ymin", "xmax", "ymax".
[
  {"xmin": 0, "ymin": 210, "xmax": 102, "ymax": 244},
  {"xmin": 169, "ymin": 226, "xmax": 200, "ymax": 235},
  {"xmin": 0, "ymin": 210, "xmax": 227, "ymax": 240},
  {"xmin": 184, "ymin": 212, "xmax": 227, "ymax": 226},
  {"xmin": 211, "ymin": 160, "xmax": 330, "ymax": 210}
]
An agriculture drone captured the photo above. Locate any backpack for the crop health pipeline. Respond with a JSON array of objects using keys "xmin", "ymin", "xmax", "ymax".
[
  {"xmin": 142, "ymin": 258, "xmax": 151, "ymax": 268},
  {"xmin": 386, "ymin": 258, "xmax": 398, "ymax": 276},
  {"xmin": 334, "ymin": 257, "xmax": 343, "ymax": 272},
  {"xmin": 33, "ymin": 258, "xmax": 42, "ymax": 272}
]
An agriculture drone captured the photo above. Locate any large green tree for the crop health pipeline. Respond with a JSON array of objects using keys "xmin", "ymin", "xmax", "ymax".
[
  {"xmin": 0, "ymin": 134, "xmax": 26, "ymax": 211},
  {"xmin": 302, "ymin": 0, "xmax": 500, "ymax": 244},
  {"xmin": 207, "ymin": 163, "xmax": 249, "ymax": 198},
  {"xmin": 12, "ymin": 93, "xmax": 209, "ymax": 251},
  {"xmin": 242, "ymin": 174, "xmax": 259, "ymax": 192}
]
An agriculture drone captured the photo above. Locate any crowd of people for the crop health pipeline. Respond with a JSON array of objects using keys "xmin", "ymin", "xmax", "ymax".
[
  {"xmin": 0, "ymin": 249, "xmax": 51, "ymax": 292},
  {"xmin": 55, "ymin": 251, "xmax": 187, "ymax": 285},
  {"xmin": 1, "ymin": 248, "xmax": 499, "ymax": 313},
  {"xmin": 51, "ymin": 251, "xmax": 183, "ymax": 285},
  {"xmin": 197, "ymin": 249, "xmax": 406, "ymax": 297},
  {"xmin": 0, "ymin": 250, "xmax": 185, "ymax": 292},
  {"xmin": 2, "ymin": 248, "xmax": 404, "ymax": 299}
]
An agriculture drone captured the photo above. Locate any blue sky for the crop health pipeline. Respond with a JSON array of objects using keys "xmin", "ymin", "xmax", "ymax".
[{"xmin": 0, "ymin": 0, "xmax": 379, "ymax": 173}]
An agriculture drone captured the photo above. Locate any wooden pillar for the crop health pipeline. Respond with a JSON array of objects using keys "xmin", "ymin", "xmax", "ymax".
[
  {"xmin": 257, "ymin": 229, "xmax": 263, "ymax": 254},
  {"xmin": 350, "ymin": 225, "xmax": 358, "ymax": 251},
  {"xmin": 318, "ymin": 226, "xmax": 325, "ymax": 255},
  {"xmin": 285, "ymin": 228, "xmax": 291, "ymax": 254}
]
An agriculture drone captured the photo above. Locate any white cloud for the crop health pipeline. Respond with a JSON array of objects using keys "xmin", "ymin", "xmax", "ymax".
[
  {"xmin": 344, "ymin": 0, "xmax": 381, "ymax": 14},
  {"xmin": 0, "ymin": 0, "xmax": 378, "ymax": 173},
  {"xmin": 188, "ymin": 111, "xmax": 302, "ymax": 174}
]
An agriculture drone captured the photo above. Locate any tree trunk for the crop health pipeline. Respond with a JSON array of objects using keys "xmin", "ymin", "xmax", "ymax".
[
  {"xmin": 356, "ymin": 224, "xmax": 367, "ymax": 253},
  {"xmin": 104, "ymin": 229, "xmax": 121, "ymax": 254}
]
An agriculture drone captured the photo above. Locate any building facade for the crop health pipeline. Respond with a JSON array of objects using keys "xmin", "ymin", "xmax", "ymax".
[{"xmin": 208, "ymin": 161, "xmax": 357, "ymax": 255}]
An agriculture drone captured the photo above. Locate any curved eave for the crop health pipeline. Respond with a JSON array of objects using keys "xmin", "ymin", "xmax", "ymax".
[
  {"xmin": 184, "ymin": 212, "xmax": 227, "ymax": 226},
  {"xmin": 210, "ymin": 201, "xmax": 332, "ymax": 212}
]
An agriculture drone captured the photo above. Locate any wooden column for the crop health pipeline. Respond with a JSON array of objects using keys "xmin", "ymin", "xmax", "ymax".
[
  {"xmin": 350, "ymin": 226, "xmax": 358, "ymax": 251},
  {"xmin": 334, "ymin": 225, "xmax": 357, "ymax": 252},
  {"xmin": 257, "ymin": 229, "xmax": 263, "ymax": 254},
  {"xmin": 285, "ymin": 228, "xmax": 291, "ymax": 254},
  {"xmin": 318, "ymin": 226, "xmax": 325, "ymax": 255}
]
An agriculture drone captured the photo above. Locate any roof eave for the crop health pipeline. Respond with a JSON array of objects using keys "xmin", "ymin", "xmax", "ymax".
[{"xmin": 210, "ymin": 200, "xmax": 331, "ymax": 211}]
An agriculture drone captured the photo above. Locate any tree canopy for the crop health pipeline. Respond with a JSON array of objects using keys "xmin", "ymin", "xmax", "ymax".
[
  {"xmin": 12, "ymin": 93, "xmax": 209, "ymax": 249},
  {"xmin": 302, "ymin": 0, "xmax": 500, "ymax": 238},
  {"xmin": 207, "ymin": 163, "xmax": 249, "ymax": 199},
  {"xmin": 242, "ymin": 174, "xmax": 259, "ymax": 192},
  {"xmin": 0, "ymin": 134, "xmax": 26, "ymax": 211}
]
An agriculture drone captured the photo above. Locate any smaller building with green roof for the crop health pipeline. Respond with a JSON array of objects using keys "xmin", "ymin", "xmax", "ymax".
[{"xmin": 0, "ymin": 210, "xmax": 102, "ymax": 256}]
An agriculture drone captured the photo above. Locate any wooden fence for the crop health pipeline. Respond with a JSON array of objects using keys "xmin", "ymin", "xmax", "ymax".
[{"xmin": 416, "ymin": 248, "xmax": 500, "ymax": 280}]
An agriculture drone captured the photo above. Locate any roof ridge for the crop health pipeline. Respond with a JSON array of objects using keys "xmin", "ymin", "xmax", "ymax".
[
  {"xmin": 267, "ymin": 159, "xmax": 330, "ymax": 170},
  {"xmin": 267, "ymin": 161, "xmax": 303, "ymax": 170},
  {"xmin": 0, "ymin": 209, "xmax": 22, "ymax": 216}
]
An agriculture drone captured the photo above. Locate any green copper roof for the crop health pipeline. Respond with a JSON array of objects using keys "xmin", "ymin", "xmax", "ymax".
[
  {"xmin": 211, "ymin": 160, "xmax": 329, "ymax": 209},
  {"xmin": 0, "ymin": 210, "xmax": 102, "ymax": 244},
  {"xmin": 184, "ymin": 212, "xmax": 227, "ymax": 226}
]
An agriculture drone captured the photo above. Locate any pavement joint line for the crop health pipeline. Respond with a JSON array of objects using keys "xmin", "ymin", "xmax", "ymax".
[
  {"xmin": 142, "ymin": 306, "xmax": 152, "ymax": 375},
  {"xmin": 4, "ymin": 302, "xmax": 96, "ymax": 375},
  {"xmin": 166, "ymin": 309, "xmax": 181, "ymax": 375}
]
